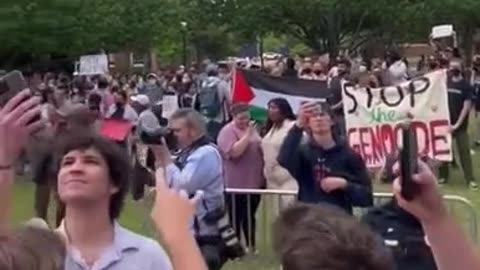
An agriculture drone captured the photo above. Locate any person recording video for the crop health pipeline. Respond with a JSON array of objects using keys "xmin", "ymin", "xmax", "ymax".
[
  {"xmin": 277, "ymin": 102, "xmax": 373, "ymax": 213},
  {"xmin": 151, "ymin": 108, "xmax": 226, "ymax": 270}
]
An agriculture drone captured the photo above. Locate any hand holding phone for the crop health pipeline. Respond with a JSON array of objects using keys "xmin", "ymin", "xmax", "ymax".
[
  {"xmin": 0, "ymin": 71, "xmax": 41, "ymax": 124},
  {"xmin": 400, "ymin": 123, "xmax": 420, "ymax": 201},
  {"xmin": 0, "ymin": 71, "xmax": 29, "ymax": 107}
]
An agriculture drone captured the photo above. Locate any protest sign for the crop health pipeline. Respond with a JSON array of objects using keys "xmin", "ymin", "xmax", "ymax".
[
  {"xmin": 79, "ymin": 54, "xmax": 109, "ymax": 75},
  {"xmin": 162, "ymin": 94, "xmax": 179, "ymax": 119},
  {"xmin": 342, "ymin": 70, "xmax": 452, "ymax": 168}
]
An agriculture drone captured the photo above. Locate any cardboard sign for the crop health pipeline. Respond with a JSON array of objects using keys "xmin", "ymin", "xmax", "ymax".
[
  {"xmin": 342, "ymin": 70, "xmax": 452, "ymax": 168},
  {"xmin": 79, "ymin": 54, "xmax": 109, "ymax": 75}
]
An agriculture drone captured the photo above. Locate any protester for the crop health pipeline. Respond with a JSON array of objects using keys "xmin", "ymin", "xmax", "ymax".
[
  {"xmin": 385, "ymin": 51, "xmax": 409, "ymax": 85},
  {"xmin": 471, "ymin": 56, "xmax": 480, "ymax": 146},
  {"xmin": 195, "ymin": 64, "xmax": 231, "ymax": 141},
  {"xmin": 299, "ymin": 62, "xmax": 314, "ymax": 80},
  {"xmin": 282, "ymin": 58, "xmax": 297, "ymax": 78},
  {"xmin": 278, "ymin": 102, "xmax": 373, "ymax": 213},
  {"xmin": 179, "ymin": 72, "xmax": 196, "ymax": 108},
  {"xmin": 91, "ymin": 76, "xmax": 115, "ymax": 115},
  {"xmin": 152, "ymin": 108, "xmax": 225, "ymax": 270},
  {"xmin": 106, "ymin": 90, "xmax": 138, "ymax": 123},
  {"xmin": 139, "ymin": 73, "xmax": 163, "ymax": 104},
  {"xmin": 217, "ymin": 104, "xmax": 264, "ymax": 252},
  {"xmin": 439, "ymin": 59, "xmax": 478, "ymax": 190},
  {"xmin": 312, "ymin": 62, "xmax": 328, "ymax": 81},
  {"xmin": 261, "ymin": 98, "xmax": 297, "ymax": 207},
  {"xmin": 328, "ymin": 57, "xmax": 351, "ymax": 138}
]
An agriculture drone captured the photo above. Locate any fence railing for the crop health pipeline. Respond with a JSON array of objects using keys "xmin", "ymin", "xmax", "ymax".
[{"xmin": 224, "ymin": 188, "xmax": 478, "ymax": 256}]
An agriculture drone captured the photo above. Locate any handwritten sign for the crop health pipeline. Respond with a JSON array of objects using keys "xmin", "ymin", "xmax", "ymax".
[
  {"xmin": 342, "ymin": 70, "xmax": 452, "ymax": 168},
  {"xmin": 162, "ymin": 94, "xmax": 179, "ymax": 119},
  {"xmin": 79, "ymin": 54, "xmax": 109, "ymax": 75}
]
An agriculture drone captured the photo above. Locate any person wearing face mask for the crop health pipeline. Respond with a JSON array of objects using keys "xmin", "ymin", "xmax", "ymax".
[
  {"xmin": 438, "ymin": 60, "xmax": 478, "ymax": 190},
  {"xmin": 300, "ymin": 62, "xmax": 314, "ymax": 80},
  {"xmin": 140, "ymin": 74, "xmax": 163, "ymax": 106},
  {"xmin": 106, "ymin": 91, "xmax": 138, "ymax": 123},
  {"xmin": 312, "ymin": 62, "xmax": 328, "ymax": 81},
  {"xmin": 179, "ymin": 73, "xmax": 195, "ymax": 108}
]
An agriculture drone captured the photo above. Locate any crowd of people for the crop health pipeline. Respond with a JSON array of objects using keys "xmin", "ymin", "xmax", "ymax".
[{"xmin": 1, "ymin": 49, "xmax": 480, "ymax": 270}]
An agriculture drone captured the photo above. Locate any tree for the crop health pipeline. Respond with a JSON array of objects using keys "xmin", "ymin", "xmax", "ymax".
[{"xmin": 0, "ymin": 0, "xmax": 171, "ymax": 68}]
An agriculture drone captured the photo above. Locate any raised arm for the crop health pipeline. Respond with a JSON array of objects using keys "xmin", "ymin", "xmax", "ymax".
[
  {"xmin": 394, "ymin": 161, "xmax": 480, "ymax": 270},
  {"xmin": 0, "ymin": 90, "xmax": 44, "ymax": 228}
]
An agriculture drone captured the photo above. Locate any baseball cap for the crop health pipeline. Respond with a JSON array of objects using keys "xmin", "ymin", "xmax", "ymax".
[
  {"xmin": 131, "ymin": 94, "xmax": 150, "ymax": 106},
  {"xmin": 206, "ymin": 64, "xmax": 219, "ymax": 73}
]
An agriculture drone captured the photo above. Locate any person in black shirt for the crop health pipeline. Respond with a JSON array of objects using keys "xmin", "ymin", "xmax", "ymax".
[
  {"xmin": 277, "ymin": 102, "xmax": 372, "ymax": 213},
  {"xmin": 439, "ymin": 60, "xmax": 478, "ymax": 190},
  {"xmin": 328, "ymin": 58, "xmax": 351, "ymax": 139}
]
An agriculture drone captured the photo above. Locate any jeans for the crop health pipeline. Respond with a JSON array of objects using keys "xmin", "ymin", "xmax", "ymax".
[
  {"xmin": 225, "ymin": 193, "xmax": 261, "ymax": 249},
  {"xmin": 439, "ymin": 128, "xmax": 476, "ymax": 184}
]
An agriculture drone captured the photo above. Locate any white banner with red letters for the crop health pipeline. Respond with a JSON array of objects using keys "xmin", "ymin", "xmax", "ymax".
[{"xmin": 342, "ymin": 70, "xmax": 453, "ymax": 168}]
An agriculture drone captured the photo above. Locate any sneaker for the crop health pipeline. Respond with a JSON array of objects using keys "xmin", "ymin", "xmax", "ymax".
[
  {"xmin": 471, "ymin": 149, "xmax": 476, "ymax": 155},
  {"xmin": 438, "ymin": 178, "xmax": 447, "ymax": 185},
  {"xmin": 469, "ymin": 182, "xmax": 479, "ymax": 191}
]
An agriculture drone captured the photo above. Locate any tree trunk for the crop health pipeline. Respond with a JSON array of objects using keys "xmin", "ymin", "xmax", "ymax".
[{"xmin": 462, "ymin": 24, "xmax": 474, "ymax": 67}]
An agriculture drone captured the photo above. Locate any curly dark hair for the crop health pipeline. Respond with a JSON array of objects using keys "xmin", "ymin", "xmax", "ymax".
[
  {"xmin": 263, "ymin": 98, "xmax": 296, "ymax": 136},
  {"xmin": 52, "ymin": 131, "xmax": 131, "ymax": 220}
]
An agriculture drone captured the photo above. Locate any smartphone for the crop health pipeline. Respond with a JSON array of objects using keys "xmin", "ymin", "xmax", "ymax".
[
  {"xmin": 0, "ymin": 70, "xmax": 29, "ymax": 106},
  {"xmin": 400, "ymin": 123, "xmax": 419, "ymax": 201},
  {"xmin": 0, "ymin": 71, "xmax": 41, "ymax": 124}
]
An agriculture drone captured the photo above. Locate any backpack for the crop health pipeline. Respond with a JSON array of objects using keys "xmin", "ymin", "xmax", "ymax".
[
  {"xmin": 362, "ymin": 200, "xmax": 437, "ymax": 270},
  {"xmin": 198, "ymin": 78, "xmax": 222, "ymax": 118}
]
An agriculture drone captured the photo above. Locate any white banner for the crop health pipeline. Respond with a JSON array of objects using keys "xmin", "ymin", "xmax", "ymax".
[
  {"xmin": 342, "ymin": 70, "xmax": 453, "ymax": 168},
  {"xmin": 79, "ymin": 54, "xmax": 109, "ymax": 75}
]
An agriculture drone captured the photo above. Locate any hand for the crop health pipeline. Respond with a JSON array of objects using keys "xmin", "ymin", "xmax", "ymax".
[
  {"xmin": 320, "ymin": 177, "xmax": 347, "ymax": 193},
  {"xmin": 449, "ymin": 124, "xmax": 458, "ymax": 133},
  {"xmin": 0, "ymin": 89, "xmax": 43, "ymax": 166},
  {"xmin": 150, "ymin": 139, "xmax": 172, "ymax": 167},
  {"xmin": 246, "ymin": 121, "xmax": 258, "ymax": 138},
  {"xmin": 296, "ymin": 102, "xmax": 316, "ymax": 128},
  {"xmin": 393, "ymin": 160, "xmax": 447, "ymax": 225},
  {"xmin": 151, "ymin": 168, "xmax": 203, "ymax": 243}
]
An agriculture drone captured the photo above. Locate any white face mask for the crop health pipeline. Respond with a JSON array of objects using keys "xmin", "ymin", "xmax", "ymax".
[
  {"xmin": 148, "ymin": 79, "xmax": 156, "ymax": 85},
  {"xmin": 359, "ymin": 65, "xmax": 367, "ymax": 73}
]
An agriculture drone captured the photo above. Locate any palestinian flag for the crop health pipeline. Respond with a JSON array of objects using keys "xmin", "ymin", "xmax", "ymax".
[{"xmin": 232, "ymin": 69, "xmax": 331, "ymax": 122}]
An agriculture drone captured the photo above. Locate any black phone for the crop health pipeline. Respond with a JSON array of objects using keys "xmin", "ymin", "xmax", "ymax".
[
  {"xmin": 0, "ymin": 70, "xmax": 29, "ymax": 106},
  {"xmin": 0, "ymin": 71, "xmax": 41, "ymax": 124},
  {"xmin": 400, "ymin": 124, "xmax": 419, "ymax": 201}
]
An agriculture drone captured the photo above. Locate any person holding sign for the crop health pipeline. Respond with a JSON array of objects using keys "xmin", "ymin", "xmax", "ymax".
[
  {"xmin": 277, "ymin": 102, "xmax": 373, "ymax": 213},
  {"xmin": 439, "ymin": 60, "xmax": 478, "ymax": 190}
]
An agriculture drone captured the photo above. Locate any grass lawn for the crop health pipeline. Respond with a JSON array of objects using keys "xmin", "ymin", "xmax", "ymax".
[{"xmin": 9, "ymin": 118, "xmax": 480, "ymax": 270}]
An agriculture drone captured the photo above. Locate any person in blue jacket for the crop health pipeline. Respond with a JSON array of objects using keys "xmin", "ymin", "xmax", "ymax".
[{"xmin": 277, "ymin": 102, "xmax": 372, "ymax": 213}]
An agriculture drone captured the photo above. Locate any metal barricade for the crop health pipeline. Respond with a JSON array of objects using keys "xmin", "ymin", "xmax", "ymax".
[{"xmin": 224, "ymin": 188, "xmax": 478, "ymax": 267}]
